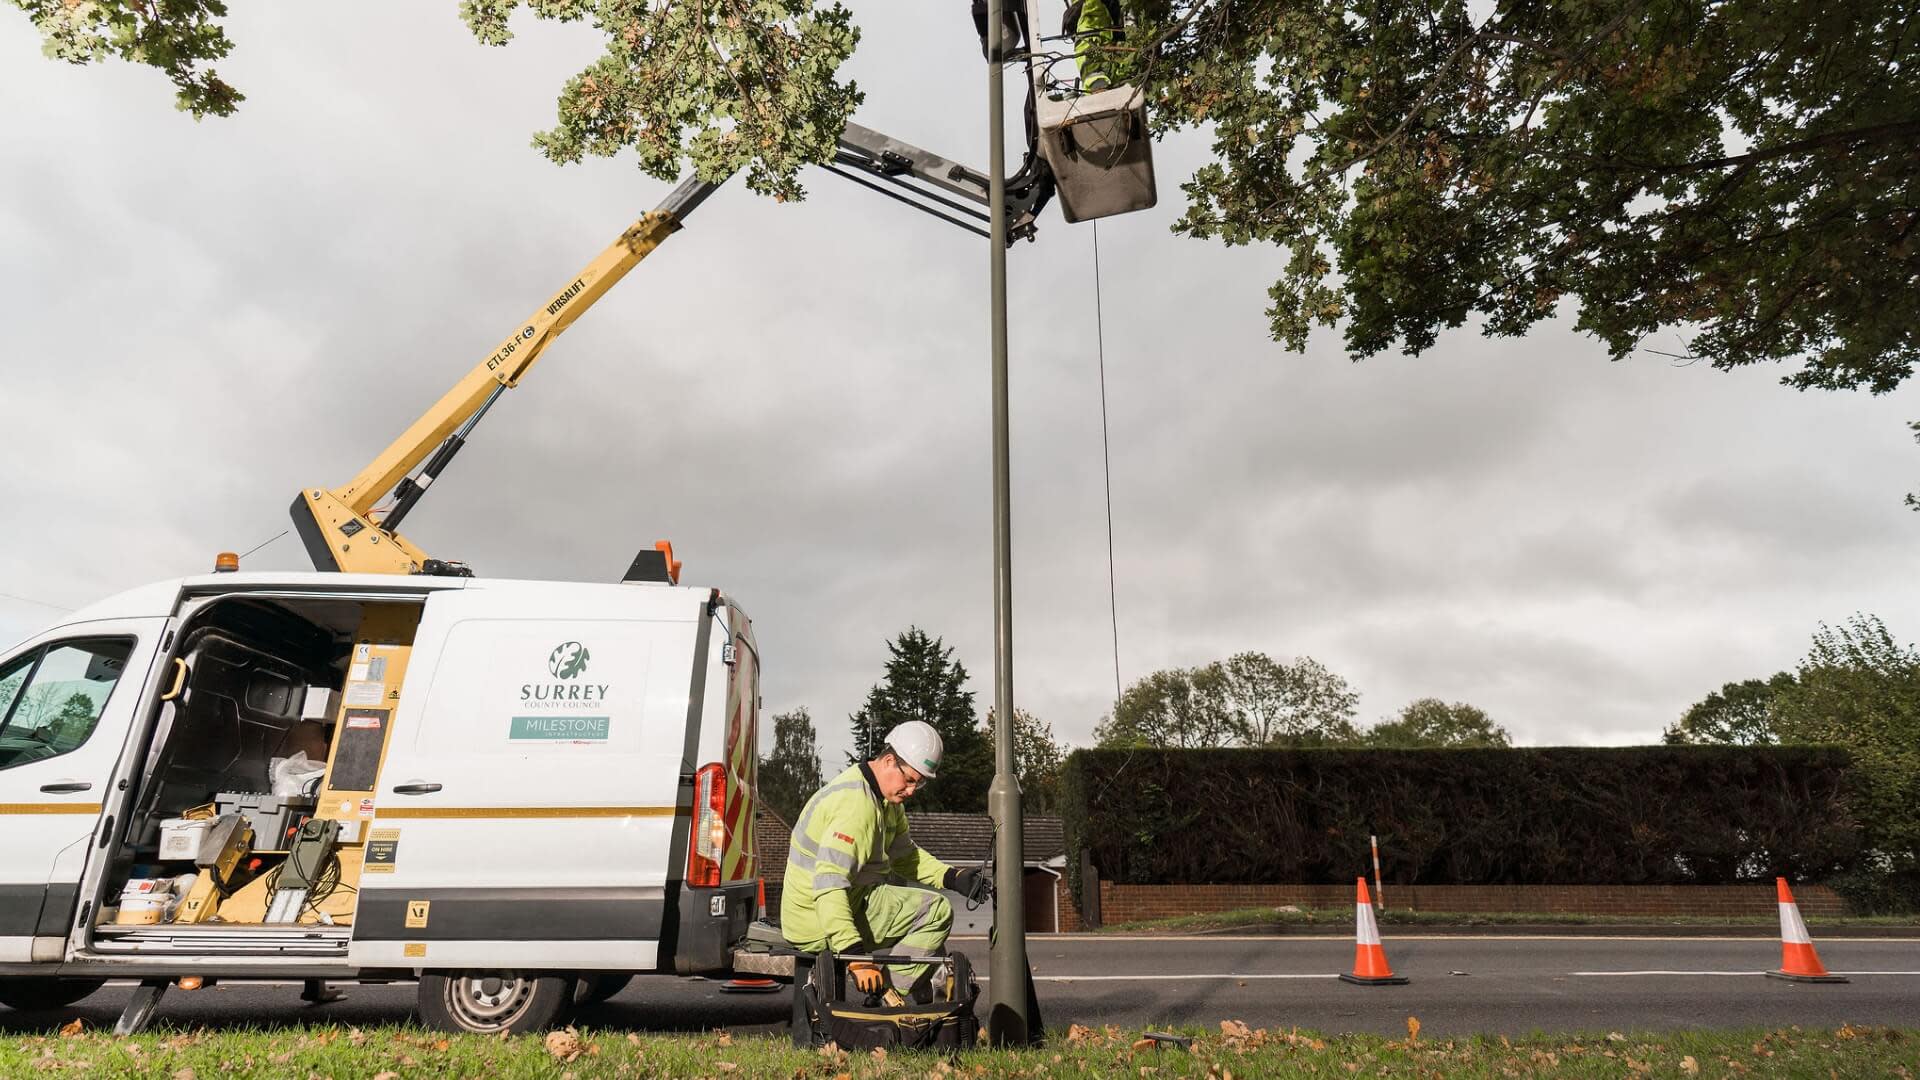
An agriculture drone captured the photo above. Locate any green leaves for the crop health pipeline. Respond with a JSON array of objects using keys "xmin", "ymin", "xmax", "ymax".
[
  {"xmin": 463, "ymin": 0, "xmax": 862, "ymax": 200},
  {"xmin": 1673, "ymin": 614, "xmax": 1920, "ymax": 908},
  {"xmin": 10, "ymin": 0, "xmax": 242, "ymax": 117},
  {"xmin": 1094, "ymin": 652, "xmax": 1362, "ymax": 749},
  {"xmin": 1140, "ymin": 0, "xmax": 1920, "ymax": 392},
  {"xmin": 9, "ymin": 0, "xmax": 861, "ymax": 198},
  {"xmin": 1368, "ymin": 698, "xmax": 1511, "ymax": 749}
]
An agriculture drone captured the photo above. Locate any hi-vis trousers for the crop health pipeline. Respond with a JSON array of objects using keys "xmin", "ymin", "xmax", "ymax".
[{"xmin": 787, "ymin": 884, "xmax": 954, "ymax": 994}]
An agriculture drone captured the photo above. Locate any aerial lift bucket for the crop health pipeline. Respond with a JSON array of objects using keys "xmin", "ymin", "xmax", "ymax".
[{"xmin": 1022, "ymin": 0, "xmax": 1157, "ymax": 223}]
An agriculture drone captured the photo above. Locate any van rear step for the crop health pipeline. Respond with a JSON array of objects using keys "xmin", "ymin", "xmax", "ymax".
[{"xmin": 93, "ymin": 925, "xmax": 350, "ymax": 956}]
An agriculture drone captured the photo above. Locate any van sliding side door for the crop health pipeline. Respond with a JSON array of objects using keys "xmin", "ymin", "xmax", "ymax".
[{"xmin": 349, "ymin": 587, "xmax": 701, "ymax": 973}]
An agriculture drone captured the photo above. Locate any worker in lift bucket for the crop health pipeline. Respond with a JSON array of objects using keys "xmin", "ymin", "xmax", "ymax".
[
  {"xmin": 781, "ymin": 721, "xmax": 991, "ymax": 1002},
  {"xmin": 970, "ymin": 0, "xmax": 1142, "ymax": 92},
  {"xmin": 1071, "ymin": 0, "xmax": 1133, "ymax": 92}
]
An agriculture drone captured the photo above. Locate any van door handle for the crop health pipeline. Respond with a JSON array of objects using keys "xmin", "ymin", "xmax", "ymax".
[
  {"xmin": 392, "ymin": 782, "xmax": 442, "ymax": 795},
  {"xmin": 40, "ymin": 781, "xmax": 92, "ymax": 794}
]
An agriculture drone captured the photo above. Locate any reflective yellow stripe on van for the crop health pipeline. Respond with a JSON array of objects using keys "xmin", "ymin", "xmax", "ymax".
[
  {"xmin": 375, "ymin": 806, "xmax": 677, "ymax": 820},
  {"xmin": 0, "ymin": 803, "xmax": 104, "ymax": 815}
]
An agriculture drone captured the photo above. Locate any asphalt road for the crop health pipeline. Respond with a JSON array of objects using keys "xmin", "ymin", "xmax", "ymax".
[{"xmin": 5, "ymin": 936, "xmax": 1918, "ymax": 1038}]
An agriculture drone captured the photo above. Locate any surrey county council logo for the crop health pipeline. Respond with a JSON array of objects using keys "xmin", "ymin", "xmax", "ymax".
[{"xmin": 548, "ymin": 641, "xmax": 591, "ymax": 680}]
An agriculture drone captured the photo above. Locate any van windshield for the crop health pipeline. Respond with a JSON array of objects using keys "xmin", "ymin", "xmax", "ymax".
[{"xmin": 0, "ymin": 638, "xmax": 135, "ymax": 768}]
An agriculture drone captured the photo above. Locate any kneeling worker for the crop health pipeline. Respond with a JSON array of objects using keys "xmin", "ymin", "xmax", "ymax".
[{"xmin": 782, "ymin": 721, "xmax": 991, "ymax": 999}]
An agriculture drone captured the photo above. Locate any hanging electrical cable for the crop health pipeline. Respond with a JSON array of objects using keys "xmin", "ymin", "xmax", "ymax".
[{"xmin": 1092, "ymin": 221, "xmax": 1122, "ymax": 705}]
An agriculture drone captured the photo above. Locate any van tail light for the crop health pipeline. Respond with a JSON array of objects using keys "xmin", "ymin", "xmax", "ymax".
[{"xmin": 686, "ymin": 762, "xmax": 728, "ymax": 887}]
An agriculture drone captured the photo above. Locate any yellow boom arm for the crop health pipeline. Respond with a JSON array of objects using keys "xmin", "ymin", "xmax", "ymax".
[{"xmin": 290, "ymin": 177, "xmax": 720, "ymax": 574}]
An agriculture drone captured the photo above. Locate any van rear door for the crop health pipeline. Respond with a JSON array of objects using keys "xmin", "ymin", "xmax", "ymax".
[
  {"xmin": 348, "ymin": 584, "xmax": 703, "ymax": 972},
  {"xmin": 0, "ymin": 618, "xmax": 167, "ymax": 963}
]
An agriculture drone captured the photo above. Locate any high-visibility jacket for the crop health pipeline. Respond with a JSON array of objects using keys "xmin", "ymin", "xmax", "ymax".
[{"xmin": 781, "ymin": 763, "xmax": 953, "ymax": 952}]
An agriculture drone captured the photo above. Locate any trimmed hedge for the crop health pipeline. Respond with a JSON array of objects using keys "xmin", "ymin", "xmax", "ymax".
[{"xmin": 1061, "ymin": 747, "xmax": 1862, "ymax": 906}]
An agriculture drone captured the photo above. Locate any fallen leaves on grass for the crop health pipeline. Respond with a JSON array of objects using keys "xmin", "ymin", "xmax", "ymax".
[
  {"xmin": 545, "ymin": 1026, "xmax": 585, "ymax": 1062},
  {"xmin": 58, "ymin": 1019, "xmax": 84, "ymax": 1038},
  {"xmin": 1682, "ymin": 1055, "xmax": 1700, "ymax": 1074}
]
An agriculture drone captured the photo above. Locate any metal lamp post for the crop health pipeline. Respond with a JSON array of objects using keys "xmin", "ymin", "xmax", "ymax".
[{"xmin": 983, "ymin": 0, "xmax": 1032, "ymax": 1047}]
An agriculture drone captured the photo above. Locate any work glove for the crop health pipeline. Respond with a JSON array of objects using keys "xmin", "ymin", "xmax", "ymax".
[
  {"xmin": 945, "ymin": 866, "xmax": 993, "ymax": 904},
  {"xmin": 847, "ymin": 961, "xmax": 885, "ymax": 995}
]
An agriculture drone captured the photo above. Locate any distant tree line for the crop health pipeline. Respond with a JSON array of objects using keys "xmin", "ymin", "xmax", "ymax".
[
  {"xmin": 759, "ymin": 635, "xmax": 1506, "ymax": 824},
  {"xmin": 1667, "ymin": 614, "xmax": 1920, "ymax": 910},
  {"xmin": 757, "ymin": 614, "xmax": 1918, "ymax": 912},
  {"xmin": 1094, "ymin": 652, "xmax": 1510, "ymax": 751}
]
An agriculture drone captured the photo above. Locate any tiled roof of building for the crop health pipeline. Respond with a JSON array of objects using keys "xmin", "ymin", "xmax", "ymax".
[
  {"xmin": 906, "ymin": 812, "xmax": 1065, "ymax": 865},
  {"xmin": 754, "ymin": 807, "xmax": 1064, "ymax": 881}
]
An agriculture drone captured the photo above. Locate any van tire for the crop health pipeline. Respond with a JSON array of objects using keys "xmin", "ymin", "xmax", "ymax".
[
  {"xmin": 0, "ymin": 977, "xmax": 108, "ymax": 1012},
  {"xmin": 576, "ymin": 974, "xmax": 632, "ymax": 1005},
  {"xmin": 416, "ymin": 972, "xmax": 574, "ymax": 1034}
]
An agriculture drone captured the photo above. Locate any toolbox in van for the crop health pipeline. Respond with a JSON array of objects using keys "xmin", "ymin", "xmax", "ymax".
[{"xmin": 214, "ymin": 792, "xmax": 315, "ymax": 850}]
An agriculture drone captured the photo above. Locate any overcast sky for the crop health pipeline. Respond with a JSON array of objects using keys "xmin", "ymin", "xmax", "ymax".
[{"xmin": 3, "ymin": 4, "xmax": 1916, "ymax": 762}]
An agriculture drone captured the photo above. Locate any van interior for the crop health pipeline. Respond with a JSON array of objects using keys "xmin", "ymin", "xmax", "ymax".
[{"xmin": 90, "ymin": 594, "xmax": 421, "ymax": 954}]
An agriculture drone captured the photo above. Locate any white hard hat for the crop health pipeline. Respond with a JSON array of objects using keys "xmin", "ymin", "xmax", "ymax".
[{"xmin": 885, "ymin": 721, "xmax": 943, "ymax": 778}]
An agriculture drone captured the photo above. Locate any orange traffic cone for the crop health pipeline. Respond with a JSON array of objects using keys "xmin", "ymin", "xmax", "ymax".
[
  {"xmin": 1766, "ymin": 877, "xmax": 1848, "ymax": 983},
  {"xmin": 1339, "ymin": 877, "xmax": 1408, "ymax": 985}
]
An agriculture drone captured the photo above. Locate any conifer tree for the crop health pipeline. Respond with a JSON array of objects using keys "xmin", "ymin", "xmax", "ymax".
[
  {"xmin": 847, "ymin": 628, "xmax": 992, "ymax": 813},
  {"xmin": 757, "ymin": 708, "xmax": 823, "ymax": 824}
]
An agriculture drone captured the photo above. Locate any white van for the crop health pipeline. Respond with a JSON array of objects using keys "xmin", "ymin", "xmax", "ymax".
[{"xmin": 0, "ymin": 570, "xmax": 763, "ymax": 1033}]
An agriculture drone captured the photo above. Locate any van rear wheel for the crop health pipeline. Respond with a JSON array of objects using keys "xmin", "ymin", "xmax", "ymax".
[
  {"xmin": 416, "ymin": 972, "xmax": 573, "ymax": 1034},
  {"xmin": 0, "ymin": 978, "xmax": 108, "ymax": 1012}
]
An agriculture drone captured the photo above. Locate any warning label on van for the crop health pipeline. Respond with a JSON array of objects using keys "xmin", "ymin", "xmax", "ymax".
[{"xmin": 510, "ymin": 715, "xmax": 610, "ymax": 741}]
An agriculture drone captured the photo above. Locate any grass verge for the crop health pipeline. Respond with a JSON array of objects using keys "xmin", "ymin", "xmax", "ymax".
[
  {"xmin": 4, "ymin": 1021, "xmax": 1916, "ymax": 1078},
  {"xmin": 1096, "ymin": 906, "xmax": 1920, "ymax": 935}
]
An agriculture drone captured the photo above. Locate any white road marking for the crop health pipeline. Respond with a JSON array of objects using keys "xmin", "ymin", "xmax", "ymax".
[
  {"xmin": 958, "ymin": 934, "xmax": 1920, "ymax": 943},
  {"xmin": 1572, "ymin": 970, "xmax": 1920, "ymax": 977},
  {"xmin": 1038, "ymin": 974, "xmax": 1339, "ymax": 982},
  {"xmin": 1571, "ymin": 970, "xmax": 1766, "ymax": 977},
  {"xmin": 978, "ymin": 974, "xmax": 1339, "ymax": 983}
]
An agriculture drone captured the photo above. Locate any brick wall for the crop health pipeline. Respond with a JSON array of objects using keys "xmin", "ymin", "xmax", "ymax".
[
  {"xmin": 1056, "ymin": 875, "xmax": 1084, "ymax": 933},
  {"xmin": 1095, "ymin": 882, "xmax": 1850, "ymax": 923}
]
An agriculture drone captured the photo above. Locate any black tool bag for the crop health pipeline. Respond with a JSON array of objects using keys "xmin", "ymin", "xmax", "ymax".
[{"xmin": 804, "ymin": 950, "xmax": 980, "ymax": 1051}]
